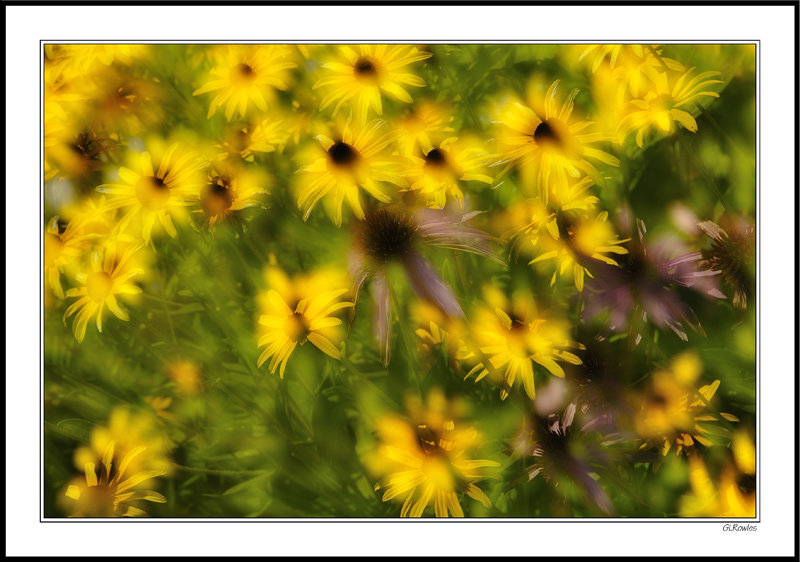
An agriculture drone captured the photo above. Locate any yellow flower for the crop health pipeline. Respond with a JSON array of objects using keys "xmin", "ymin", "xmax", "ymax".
[
  {"xmin": 44, "ymin": 216, "xmax": 91, "ymax": 300},
  {"xmin": 526, "ymin": 201, "xmax": 630, "ymax": 291},
  {"xmin": 194, "ymin": 162, "xmax": 269, "ymax": 231},
  {"xmin": 395, "ymin": 100, "xmax": 455, "ymax": 155},
  {"xmin": 257, "ymin": 284, "xmax": 354, "ymax": 377},
  {"xmin": 466, "ymin": 292, "xmax": 584, "ymax": 400},
  {"xmin": 193, "ymin": 45, "xmax": 296, "ymax": 121},
  {"xmin": 314, "ymin": 44, "xmax": 432, "ymax": 123},
  {"xmin": 679, "ymin": 455, "xmax": 755, "ymax": 517},
  {"xmin": 371, "ymin": 391, "xmax": 499, "ymax": 517},
  {"xmin": 64, "ymin": 440, "xmax": 166, "ymax": 517},
  {"xmin": 166, "ymin": 359, "xmax": 204, "ymax": 396},
  {"xmin": 579, "ymin": 44, "xmax": 685, "ymax": 106},
  {"xmin": 63, "ymin": 239, "xmax": 146, "ymax": 343},
  {"xmin": 618, "ymin": 68, "xmax": 723, "ymax": 147},
  {"xmin": 49, "ymin": 44, "xmax": 147, "ymax": 74},
  {"xmin": 97, "ymin": 142, "xmax": 205, "ymax": 244},
  {"xmin": 214, "ymin": 118, "xmax": 289, "ymax": 162},
  {"xmin": 294, "ymin": 119, "xmax": 406, "ymax": 226},
  {"xmin": 401, "ymin": 136, "xmax": 494, "ymax": 209},
  {"xmin": 490, "ymin": 80, "xmax": 620, "ymax": 201},
  {"xmin": 635, "ymin": 351, "xmax": 739, "ymax": 456}
]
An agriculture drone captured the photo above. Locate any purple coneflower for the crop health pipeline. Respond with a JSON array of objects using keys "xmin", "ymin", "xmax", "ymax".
[
  {"xmin": 582, "ymin": 219, "xmax": 725, "ymax": 343},
  {"xmin": 350, "ymin": 207, "xmax": 503, "ymax": 367},
  {"xmin": 697, "ymin": 218, "xmax": 755, "ymax": 309}
]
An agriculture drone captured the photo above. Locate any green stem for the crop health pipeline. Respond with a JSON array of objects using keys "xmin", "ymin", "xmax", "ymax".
[{"xmin": 676, "ymin": 129, "xmax": 737, "ymax": 215}]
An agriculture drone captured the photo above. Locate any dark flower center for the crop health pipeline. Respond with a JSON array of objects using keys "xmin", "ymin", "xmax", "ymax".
[
  {"xmin": 354, "ymin": 57, "xmax": 377, "ymax": 77},
  {"xmin": 533, "ymin": 119, "xmax": 563, "ymax": 148},
  {"xmin": 424, "ymin": 148, "xmax": 447, "ymax": 167},
  {"xmin": 358, "ymin": 209, "xmax": 418, "ymax": 266},
  {"xmin": 328, "ymin": 141, "xmax": 360, "ymax": 168},
  {"xmin": 135, "ymin": 175, "xmax": 170, "ymax": 210},
  {"xmin": 201, "ymin": 176, "xmax": 234, "ymax": 216}
]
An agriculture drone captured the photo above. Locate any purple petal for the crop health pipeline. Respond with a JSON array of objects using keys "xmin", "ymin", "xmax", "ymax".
[
  {"xmin": 372, "ymin": 275, "xmax": 393, "ymax": 368},
  {"xmin": 402, "ymin": 253, "xmax": 465, "ymax": 319}
]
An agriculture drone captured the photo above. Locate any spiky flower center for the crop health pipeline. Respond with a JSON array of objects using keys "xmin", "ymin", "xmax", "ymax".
[
  {"xmin": 87, "ymin": 272, "xmax": 113, "ymax": 302},
  {"xmin": 135, "ymin": 175, "xmax": 170, "ymax": 211},
  {"xmin": 359, "ymin": 209, "xmax": 418, "ymax": 266},
  {"xmin": 284, "ymin": 312, "xmax": 311, "ymax": 344}
]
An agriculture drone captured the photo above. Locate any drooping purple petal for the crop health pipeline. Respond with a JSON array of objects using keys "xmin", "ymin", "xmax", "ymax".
[
  {"xmin": 402, "ymin": 252, "xmax": 465, "ymax": 319},
  {"xmin": 372, "ymin": 274, "xmax": 393, "ymax": 368}
]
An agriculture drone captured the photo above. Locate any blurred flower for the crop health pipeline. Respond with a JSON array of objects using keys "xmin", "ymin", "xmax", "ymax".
[
  {"xmin": 583, "ymin": 219, "xmax": 725, "ymax": 342},
  {"xmin": 214, "ymin": 117, "xmax": 289, "ymax": 162},
  {"xmin": 697, "ymin": 218, "xmax": 755, "ymax": 309},
  {"xmin": 294, "ymin": 119, "xmax": 406, "ymax": 226},
  {"xmin": 167, "ymin": 359, "xmax": 204, "ymax": 395},
  {"xmin": 579, "ymin": 44, "xmax": 685, "ymax": 106},
  {"xmin": 618, "ymin": 67, "xmax": 723, "ymax": 147},
  {"xmin": 193, "ymin": 45, "xmax": 296, "ymax": 121},
  {"xmin": 371, "ymin": 390, "xmax": 499, "ymax": 517},
  {"xmin": 395, "ymin": 100, "xmax": 455, "ymax": 155},
  {"xmin": 679, "ymin": 455, "xmax": 755, "ymax": 517},
  {"xmin": 350, "ymin": 208, "xmax": 502, "ymax": 366},
  {"xmin": 505, "ymin": 403, "xmax": 616, "ymax": 515},
  {"xmin": 465, "ymin": 295, "xmax": 584, "ymax": 401},
  {"xmin": 50, "ymin": 44, "xmax": 147, "ymax": 74},
  {"xmin": 193, "ymin": 161, "xmax": 269, "ymax": 231},
  {"xmin": 400, "ymin": 136, "xmax": 494, "ymax": 210},
  {"xmin": 565, "ymin": 339, "xmax": 631, "ymax": 426},
  {"xmin": 44, "ymin": 215, "xmax": 91, "ymax": 299},
  {"xmin": 63, "ymin": 239, "xmax": 146, "ymax": 343},
  {"xmin": 314, "ymin": 44, "xmax": 432, "ymax": 123},
  {"xmin": 490, "ymin": 79, "xmax": 620, "ymax": 200},
  {"xmin": 97, "ymin": 142, "xmax": 206, "ymax": 244},
  {"xmin": 256, "ymin": 283, "xmax": 354, "ymax": 377},
  {"xmin": 634, "ymin": 351, "xmax": 739, "ymax": 456},
  {"xmin": 64, "ymin": 440, "xmax": 166, "ymax": 517},
  {"xmin": 733, "ymin": 428, "xmax": 756, "ymax": 476}
]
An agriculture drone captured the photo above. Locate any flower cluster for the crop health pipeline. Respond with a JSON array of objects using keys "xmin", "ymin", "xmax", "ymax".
[{"xmin": 44, "ymin": 43, "xmax": 755, "ymax": 518}]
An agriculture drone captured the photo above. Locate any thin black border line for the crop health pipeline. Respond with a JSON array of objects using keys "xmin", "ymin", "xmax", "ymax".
[
  {"xmin": 10, "ymin": 0, "xmax": 800, "ymax": 6},
  {"xmin": 38, "ymin": 39, "xmax": 765, "ymax": 524}
]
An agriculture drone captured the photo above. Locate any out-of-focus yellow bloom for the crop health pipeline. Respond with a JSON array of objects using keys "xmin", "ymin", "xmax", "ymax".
[
  {"xmin": 490, "ymin": 79, "xmax": 620, "ymax": 201},
  {"xmin": 579, "ymin": 44, "xmax": 685, "ymax": 106},
  {"xmin": 193, "ymin": 45, "xmax": 296, "ymax": 121},
  {"xmin": 74, "ymin": 406, "xmax": 173, "ymax": 477},
  {"xmin": 193, "ymin": 161, "xmax": 269, "ymax": 231},
  {"xmin": 618, "ymin": 68, "xmax": 723, "ymax": 147},
  {"xmin": 525, "ymin": 198, "xmax": 629, "ymax": 291},
  {"xmin": 256, "ymin": 275, "xmax": 354, "ymax": 377},
  {"xmin": 314, "ymin": 44, "xmax": 432, "ymax": 123},
  {"xmin": 679, "ymin": 455, "xmax": 755, "ymax": 517},
  {"xmin": 400, "ymin": 136, "xmax": 494, "ymax": 210},
  {"xmin": 214, "ymin": 118, "xmax": 289, "ymax": 162},
  {"xmin": 294, "ymin": 119, "xmax": 406, "ymax": 226},
  {"xmin": 733, "ymin": 429, "xmax": 756, "ymax": 476},
  {"xmin": 44, "ymin": 216, "xmax": 91, "ymax": 299},
  {"xmin": 167, "ymin": 359, "xmax": 204, "ymax": 396},
  {"xmin": 395, "ymin": 101, "xmax": 455, "ymax": 156},
  {"xmin": 64, "ymin": 440, "xmax": 166, "ymax": 517},
  {"xmin": 411, "ymin": 301, "xmax": 469, "ymax": 374},
  {"xmin": 97, "ymin": 141, "xmax": 205, "ymax": 244},
  {"xmin": 49, "ymin": 44, "xmax": 148, "ymax": 74},
  {"xmin": 370, "ymin": 390, "xmax": 499, "ymax": 517},
  {"xmin": 63, "ymin": 239, "xmax": 146, "ymax": 343},
  {"xmin": 635, "ymin": 351, "xmax": 739, "ymax": 456},
  {"xmin": 465, "ymin": 288, "xmax": 584, "ymax": 400}
]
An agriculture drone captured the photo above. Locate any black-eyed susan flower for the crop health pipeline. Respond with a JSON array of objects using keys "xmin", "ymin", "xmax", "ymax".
[
  {"xmin": 400, "ymin": 136, "xmax": 494, "ymax": 210},
  {"xmin": 698, "ymin": 218, "xmax": 755, "ymax": 309},
  {"xmin": 257, "ymin": 283, "xmax": 354, "ymax": 378},
  {"xmin": 64, "ymin": 441, "xmax": 166, "ymax": 517},
  {"xmin": 214, "ymin": 118, "xmax": 289, "ymax": 162},
  {"xmin": 294, "ymin": 119, "xmax": 406, "ymax": 226},
  {"xmin": 194, "ymin": 162, "xmax": 269, "ymax": 231},
  {"xmin": 97, "ymin": 142, "xmax": 205, "ymax": 244},
  {"xmin": 466, "ymin": 299, "xmax": 584, "ymax": 401},
  {"xmin": 634, "ymin": 351, "xmax": 738, "ymax": 456},
  {"xmin": 193, "ymin": 45, "xmax": 296, "ymax": 121},
  {"xmin": 314, "ymin": 44, "xmax": 432, "ymax": 123},
  {"xmin": 583, "ymin": 218, "xmax": 726, "ymax": 342},
  {"xmin": 350, "ymin": 208, "xmax": 502, "ymax": 367},
  {"xmin": 63, "ymin": 239, "xmax": 146, "ymax": 343},
  {"xmin": 395, "ymin": 100, "xmax": 455, "ymax": 155},
  {"xmin": 527, "ymin": 205, "xmax": 630, "ymax": 292},
  {"xmin": 370, "ymin": 391, "xmax": 499, "ymax": 517},
  {"xmin": 44, "ymin": 216, "xmax": 91, "ymax": 299},
  {"xmin": 490, "ymin": 80, "xmax": 620, "ymax": 200},
  {"xmin": 618, "ymin": 67, "xmax": 723, "ymax": 147}
]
